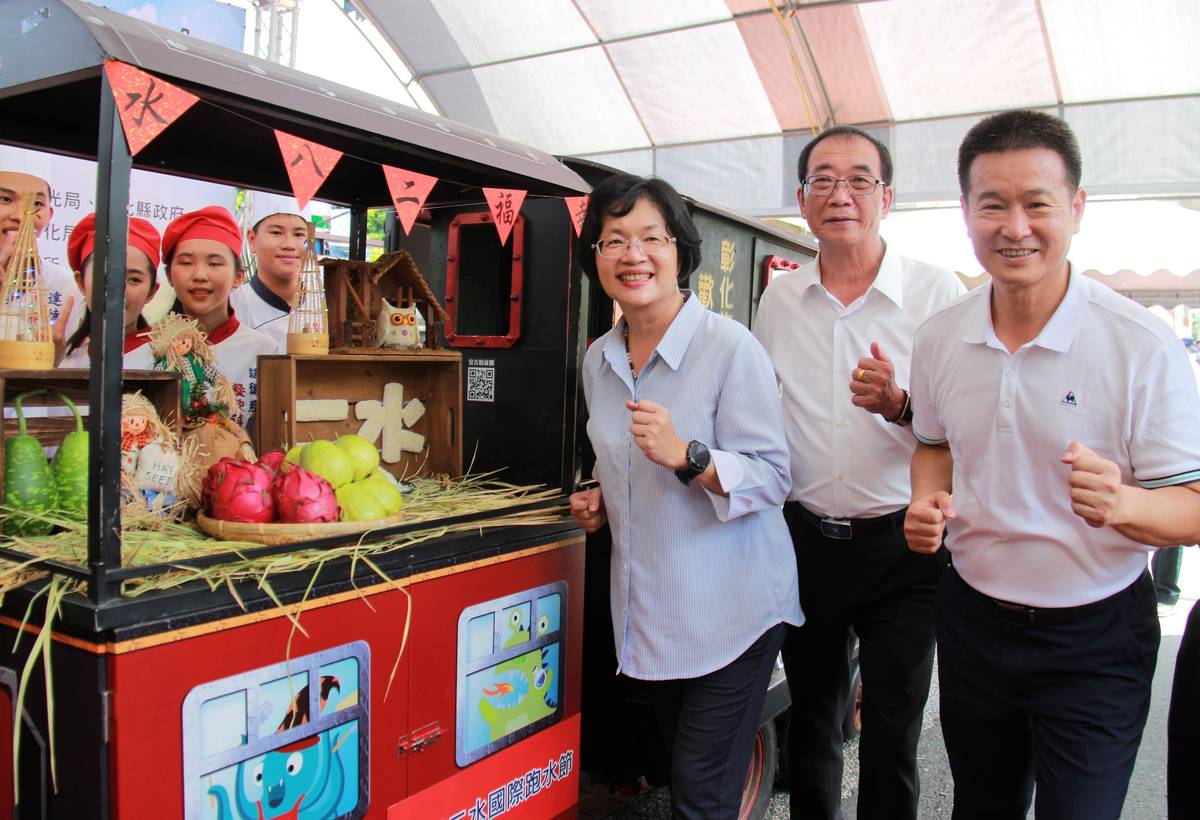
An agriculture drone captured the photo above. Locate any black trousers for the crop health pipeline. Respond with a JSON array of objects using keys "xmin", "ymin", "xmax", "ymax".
[
  {"xmin": 1168, "ymin": 599, "xmax": 1200, "ymax": 818},
  {"xmin": 938, "ymin": 566, "xmax": 1158, "ymax": 820},
  {"xmin": 780, "ymin": 502, "xmax": 944, "ymax": 820},
  {"xmin": 643, "ymin": 622, "xmax": 786, "ymax": 820}
]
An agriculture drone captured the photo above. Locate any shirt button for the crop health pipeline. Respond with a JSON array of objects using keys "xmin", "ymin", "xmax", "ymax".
[
  {"xmin": 1005, "ymin": 368, "xmax": 1015, "ymax": 377},
  {"xmin": 1003, "ymin": 399, "xmax": 1012, "ymax": 407}
]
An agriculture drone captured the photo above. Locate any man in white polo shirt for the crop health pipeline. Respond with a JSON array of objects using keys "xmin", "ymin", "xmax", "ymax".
[
  {"xmin": 906, "ymin": 109, "xmax": 1200, "ymax": 818},
  {"xmin": 754, "ymin": 126, "xmax": 963, "ymax": 819}
]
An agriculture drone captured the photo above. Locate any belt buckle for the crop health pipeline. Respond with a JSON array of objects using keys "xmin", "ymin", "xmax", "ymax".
[{"xmin": 819, "ymin": 518, "xmax": 853, "ymax": 541}]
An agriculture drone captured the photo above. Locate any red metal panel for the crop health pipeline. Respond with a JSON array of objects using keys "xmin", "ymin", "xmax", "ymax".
[
  {"xmin": 107, "ymin": 588, "xmax": 412, "ymax": 819},
  {"xmin": 405, "ymin": 542, "xmax": 585, "ymax": 795}
]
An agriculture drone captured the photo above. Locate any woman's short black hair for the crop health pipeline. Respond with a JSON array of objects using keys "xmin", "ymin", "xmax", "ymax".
[{"xmin": 577, "ymin": 174, "xmax": 702, "ymax": 286}]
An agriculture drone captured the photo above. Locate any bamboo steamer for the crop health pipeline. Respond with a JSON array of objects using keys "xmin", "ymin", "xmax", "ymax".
[{"xmin": 195, "ymin": 510, "xmax": 405, "ymax": 546}]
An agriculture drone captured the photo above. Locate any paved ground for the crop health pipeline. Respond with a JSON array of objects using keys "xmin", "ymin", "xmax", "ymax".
[{"xmin": 600, "ymin": 548, "xmax": 1197, "ymax": 819}]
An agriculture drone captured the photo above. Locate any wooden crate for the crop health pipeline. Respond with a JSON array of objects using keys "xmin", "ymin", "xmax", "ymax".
[
  {"xmin": 256, "ymin": 352, "xmax": 462, "ymax": 480},
  {"xmin": 0, "ymin": 368, "xmax": 182, "ymax": 486}
]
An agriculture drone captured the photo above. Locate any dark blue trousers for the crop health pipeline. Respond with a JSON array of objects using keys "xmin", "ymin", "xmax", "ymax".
[
  {"xmin": 643, "ymin": 622, "xmax": 786, "ymax": 820},
  {"xmin": 937, "ymin": 566, "xmax": 1158, "ymax": 820}
]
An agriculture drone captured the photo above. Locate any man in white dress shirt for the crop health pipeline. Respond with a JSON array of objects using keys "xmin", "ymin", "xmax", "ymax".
[
  {"xmin": 906, "ymin": 109, "xmax": 1200, "ymax": 818},
  {"xmin": 754, "ymin": 126, "xmax": 963, "ymax": 819}
]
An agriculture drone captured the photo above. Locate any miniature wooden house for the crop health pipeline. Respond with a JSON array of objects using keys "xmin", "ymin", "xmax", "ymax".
[{"xmin": 321, "ymin": 251, "xmax": 449, "ymax": 350}]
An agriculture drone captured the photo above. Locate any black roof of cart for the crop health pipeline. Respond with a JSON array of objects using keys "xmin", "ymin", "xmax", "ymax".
[{"xmin": 0, "ymin": 0, "xmax": 589, "ymax": 204}]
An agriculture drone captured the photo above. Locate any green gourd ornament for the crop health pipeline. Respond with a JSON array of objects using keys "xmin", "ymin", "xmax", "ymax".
[
  {"xmin": 50, "ymin": 391, "xmax": 88, "ymax": 520},
  {"xmin": 3, "ymin": 390, "xmax": 57, "ymax": 536}
]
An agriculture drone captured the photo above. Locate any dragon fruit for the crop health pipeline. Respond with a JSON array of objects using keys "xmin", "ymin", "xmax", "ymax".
[
  {"xmin": 257, "ymin": 450, "xmax": 287, "ymax": 477},
  {"xmin": 202, "ymin": 457, "xmax": 276, "ymax": 523},
  {"xmin": 271, "ymin": 466, "xmax": 340, "ymax": 524}
]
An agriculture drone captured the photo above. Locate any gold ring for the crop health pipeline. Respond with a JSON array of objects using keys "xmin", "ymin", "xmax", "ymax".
[{"xmin": 855, "ymin": 368, "xmax": 866, "ymax": 380}]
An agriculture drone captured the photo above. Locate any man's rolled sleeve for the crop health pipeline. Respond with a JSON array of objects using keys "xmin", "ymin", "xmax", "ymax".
[
  {"xmin": 1131, "ymin": 340, "xmax": 1200, "ymax": 489},
  {"xmin": 909, "ymin": 328, "xmax": 946, "ymax": 447}
]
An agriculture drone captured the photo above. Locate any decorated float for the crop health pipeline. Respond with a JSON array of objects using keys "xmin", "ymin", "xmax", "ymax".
[{"xmin": 0, "ymin": 2, "xmax": 591, "ymax": 817}]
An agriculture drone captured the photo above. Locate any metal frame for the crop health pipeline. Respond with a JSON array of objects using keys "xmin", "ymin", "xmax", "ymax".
[{"xmin": 444, "ymin": 211, "xmax": 526, "ymax": 349}]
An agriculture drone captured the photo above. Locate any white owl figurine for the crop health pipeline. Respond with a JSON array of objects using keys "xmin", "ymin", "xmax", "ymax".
[{"xmin": 375, "ymin": 299, "xmax": 425, "ymax": 349}]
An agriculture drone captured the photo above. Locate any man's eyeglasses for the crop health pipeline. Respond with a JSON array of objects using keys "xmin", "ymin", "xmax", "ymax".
[
  {"xmin": 802, "ymin": 175, "xmax": 885, "ymax": 197},
  {"xmin": 592, "ymin": 234, "xmax": 676, "ymax": 258}
]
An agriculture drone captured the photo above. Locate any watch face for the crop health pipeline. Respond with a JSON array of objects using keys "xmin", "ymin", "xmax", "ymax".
[{"xmin": 688, "ymin": 441, "xmax": 710, "ymax": 472}]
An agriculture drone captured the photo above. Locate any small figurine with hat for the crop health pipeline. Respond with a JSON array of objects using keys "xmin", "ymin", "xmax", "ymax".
[
  {"xmin": 59, "ymin": 212, "xmax": 160, "ymax": 368},
  {"xmin": 148, "ymin": 312, "xmax": 235, "ymax": 422},
  {"xmin": 161, "ymin": 206, "xmax": 275, "ymax": 432}
]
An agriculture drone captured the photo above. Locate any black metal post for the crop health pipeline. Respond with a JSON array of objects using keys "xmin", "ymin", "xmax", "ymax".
[
  {"xmin": 87, "ymin": 70, "xmax": 132, "ymax": 606},
  {"xmin": 349, "ymin": 206, "xmax": 368, "ymax": 261}
]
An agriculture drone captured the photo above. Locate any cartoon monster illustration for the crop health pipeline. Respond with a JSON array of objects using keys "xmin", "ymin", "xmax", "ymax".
[
  {"xmin": 503, "ymin": 607, "xmax": 529, "ymax": 647},
  {"xmin": 206, "ymin": 677, "xmax": 348, "ymax": 820},
  {"xmin": 479, "ymin": 645, "xmax": 558, "ymax": 743},
  {"xmin": 278, "ymin": 676, "xmax": 341, "ymax": 732}
]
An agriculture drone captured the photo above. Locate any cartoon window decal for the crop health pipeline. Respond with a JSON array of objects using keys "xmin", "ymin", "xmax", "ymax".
[
  {"xmin": 181, "ymin": 641, "xmax": 369, "ymax": 820},
  {"xmin": 456, "ymin": 582, "xmax": 567, "ymax": 766}
]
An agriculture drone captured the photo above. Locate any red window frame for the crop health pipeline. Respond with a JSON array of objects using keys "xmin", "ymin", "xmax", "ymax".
[{"xmin": 445, "ymin": 211, "xmax": 525, "ymax": 349}]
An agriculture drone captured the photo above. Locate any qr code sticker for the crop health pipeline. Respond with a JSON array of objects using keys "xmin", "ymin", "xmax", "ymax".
[{"xmin": 467, "ymin": 366, "xmax": 495, "ymax": 402}]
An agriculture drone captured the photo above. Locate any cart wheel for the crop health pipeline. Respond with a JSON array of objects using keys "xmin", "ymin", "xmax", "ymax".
[
  {"xmin": 842, "ymin": 653, "xmax": 863, "ymax": 740},
  {"xmin": 739, "ymin": 718, "xmax": 777, "ymax": 820}
]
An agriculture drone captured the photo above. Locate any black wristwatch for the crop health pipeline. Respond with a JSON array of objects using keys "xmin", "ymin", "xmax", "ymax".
[
  {"xmin": 675, "ymin": 440, "xmax": 711, "ymax": 485},
  {"xmin": 887, "ymin": 389, "xmax": 914, "ymax": 427}
]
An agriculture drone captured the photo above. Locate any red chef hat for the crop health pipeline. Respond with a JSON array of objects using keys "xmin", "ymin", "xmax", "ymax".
[
  {"xmin": 66, "ymin": 212, "xmax": 162, "ymax": 277},
  {"xmin": 161, "ymin": 205, "xmax": 242, "ymax": 264}
]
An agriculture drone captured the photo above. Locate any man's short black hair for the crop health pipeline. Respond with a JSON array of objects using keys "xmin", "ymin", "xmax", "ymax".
[
  {"xmin": 796, "ymin": 126, "xmax": 893, "ymax": 186},
  {"xmin": 958, "ymin": 109, "xmax": 1082, "ymax": 196},
  {"xmin": 577, "ymin": 174, "xmax": 702, "ymax": 285}
]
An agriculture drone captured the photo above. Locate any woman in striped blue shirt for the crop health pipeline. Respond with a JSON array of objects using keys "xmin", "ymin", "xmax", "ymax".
[{"xmin": 569, "ymin": 174, "xmax": 803, "ymax": 819}]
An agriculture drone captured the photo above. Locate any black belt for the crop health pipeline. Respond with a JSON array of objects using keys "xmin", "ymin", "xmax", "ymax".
[
  {"xmin": 790, "ymin": 503, "xmax": 906, "ymax": 541},
  {"xmin": 960, "ymin": 569, "xmax": 1150, "ymax": 628}
]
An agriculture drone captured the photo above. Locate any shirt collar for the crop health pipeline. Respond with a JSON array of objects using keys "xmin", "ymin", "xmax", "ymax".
[
  {"xmin": 205, "ymin": 308, "xmax": 241, "ymax": 345},
  {"xmin": 806, "ymin": 240, "xmax": 902, "ymax": 308},
  {"xmin": 602, "ymin": 290, "xmax": 704, "ymax": 376},
  {"xmin": 1032, "ymin": 263, "xmax": 1088, "ymax": 352},
  {"xmin": 871, "ymin": 242, "xmax": 904, "ymax": 309},
  {"xmin": 962, "ymin": 263, "xmax": 1085, "ymax": 352},
  {"xmin": 250, "ymin": 273, "xmax": 292, "ymax": 313}
]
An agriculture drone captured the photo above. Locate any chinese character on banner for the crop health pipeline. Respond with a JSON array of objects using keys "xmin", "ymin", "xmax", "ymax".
[
  {"xmin": 697, "ymin": 273, "xmax": 715, "ymax": 310},
  {"xmin": 719, "ymin": 239, "xmax": 736, "ymax": 274},
  {"xmin": 381, "ymin": 165, "xmax": 438, "ymax": 236},
  {"xmin": 563, "ymin": 196, "xmax": 588, "ymax": 237},
  {"xmin": 103, "ymin": 60, "xmax": 200, "ymax": 156},
  {"xmin": 482, "ymin": 188, "xmax": 527, "ymax": 246},
  {"xmin": 273, "ymin": 129, "xmax": 344, "ymax": 210},
  {"xmin": 719, "ymin": 274, "xmax": 735, "ymax": 316}
]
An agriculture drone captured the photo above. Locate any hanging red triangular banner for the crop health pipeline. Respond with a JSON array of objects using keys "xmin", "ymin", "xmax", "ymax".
[
  {"xmin": 482, "ymin": 188, "xmax": 527, "ymax": 246},
  {"xmin": 103, "ymin": 59, "xmax": 199, "ymax": 156},
  {"xmin": 382, "ymin": 165, "xmax": 438, "ymax": 236},
  {"xmin": 274, "ymin": 130, "xmax": 344, "ymax": 210},
  {"xmin": 564, "ymin": 196, "xmax": 589, "ymax": 237}
]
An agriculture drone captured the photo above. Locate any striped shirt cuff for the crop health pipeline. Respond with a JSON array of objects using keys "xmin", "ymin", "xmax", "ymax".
[{"xmin": 1138, "ymin": 469, "xmax": 1200, "ymax": 489}]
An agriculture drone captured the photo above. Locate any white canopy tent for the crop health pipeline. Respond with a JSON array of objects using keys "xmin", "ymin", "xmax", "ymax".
[{"xmin": 351, "ymin": 0, "xmax": 1200, "ymax": 215}]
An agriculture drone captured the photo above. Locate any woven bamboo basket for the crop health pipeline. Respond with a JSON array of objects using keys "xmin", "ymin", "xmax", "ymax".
[{"xmin": 195, "ymin": 510, "xmax": 405, "ymax": 546}]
